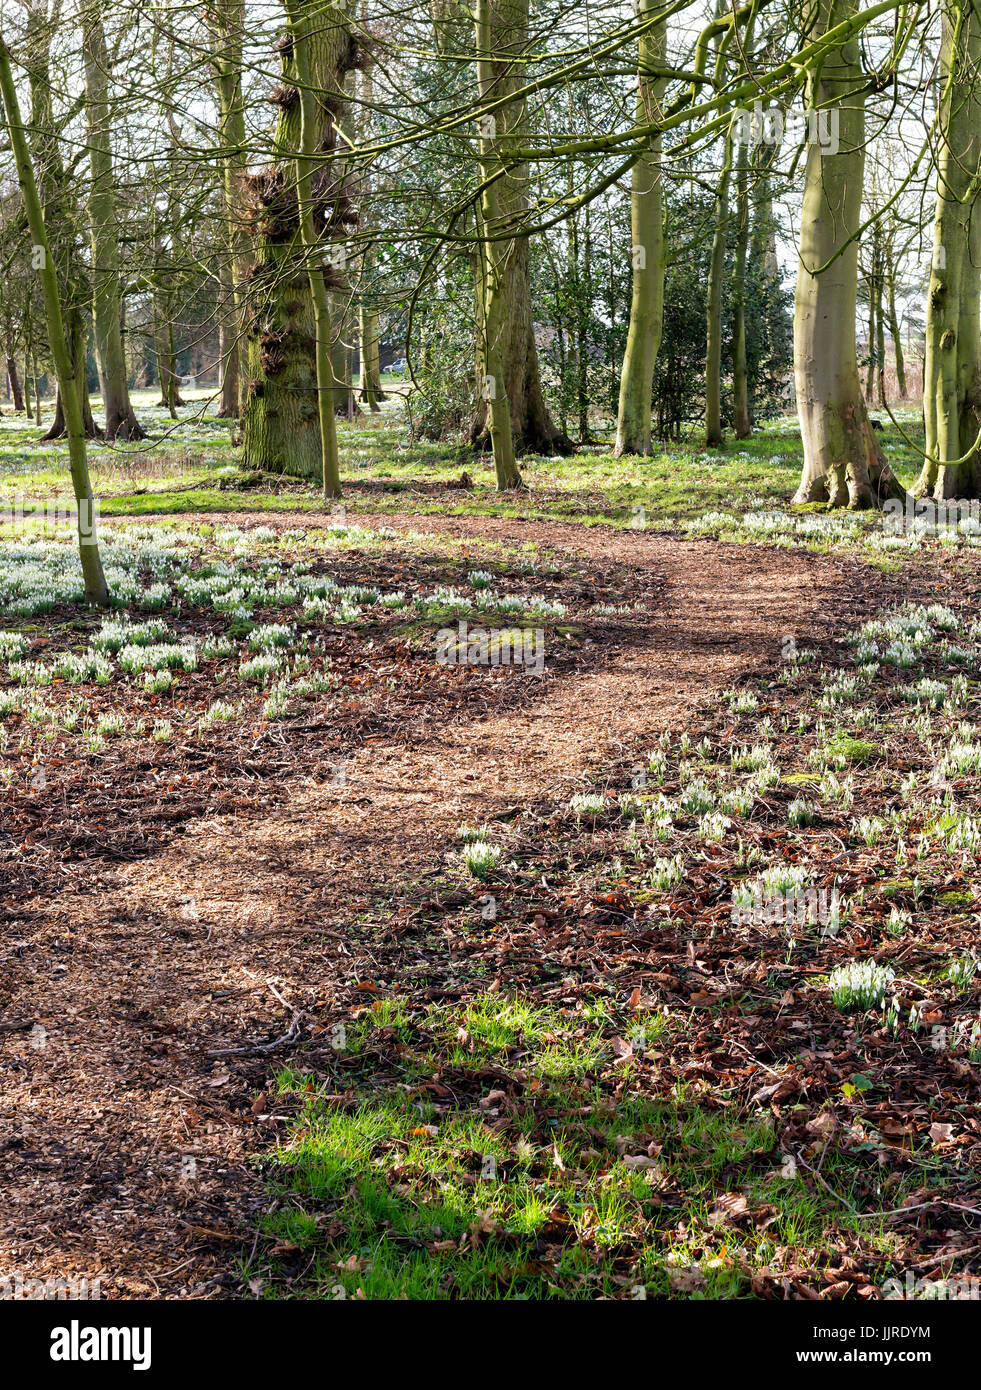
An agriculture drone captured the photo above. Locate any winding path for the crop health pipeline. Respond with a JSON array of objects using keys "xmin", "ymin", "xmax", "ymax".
[{"xmin": 0, "ymin": 514, "xmax": 883, "ymax": 1297}]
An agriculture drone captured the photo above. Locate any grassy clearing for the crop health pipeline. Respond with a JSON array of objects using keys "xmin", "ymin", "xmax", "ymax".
[{"xmin": 0, "ymin": 390, "xmax": 938, "ymax": 547}]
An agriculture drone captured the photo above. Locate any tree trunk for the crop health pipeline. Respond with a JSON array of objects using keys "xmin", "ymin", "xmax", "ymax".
[
  {"xmin": 885, "ymin": 260, "xmax": 907, "ymax": 398},
  {"xmin": 212, "ymin": 0, "xmax": 249, "ymax": 421},
  {"xmin": 577, "ymin": 209, "xmax": 591, "ymax": 443},
  {"xmin": 916, "ymin": 1, "xmax": 981, "ymax": 499},
  {"xmin": 241, "ymin": 3, "xmax": 356, "ymax": 477},
  {"xmin": 792, "ymin": 0, "xmax": 903, "ymax": 508},
  {"xmin": 358, "ymin": 300, "xmax": 384, "ymax": 410},
  {"xmin": 330, "ymin": 292, "xmax": 358, "ymax": 418},
  {"xmin": 705, "ymin": 121, "xmax": 733, "ymax": 447},
  {"xmin": 731, "ymin": 71, "xmax": 753, "ymax": 440},
  {"xmin": 6, "ymin": 356, "xmax": 24, "ymax": 412},
  {"xmin": 0, "ymin": 35, "xmax": 107, "ymax": 604},
  {"xmin": 562, "ymin": 167, "xmax": 579, "ymax": 437},
  {"xmin": 355, "ymin": 59, "xmax": 385, "ymax": 413},
  {"xmin": 218, "ymin": 311, "xmax": 239, "ymax": 418},
  {"xmin": 154, "ymin": 306, "xmax": 179, "ymax": 416},
  {"xmin": 23, "ymin": 6, "xmax": 101, "ymax": 442},
  {"xmin": 864, "ymin": 287, "xmax": 876, "ymax": 402},
  {"xmin": 875, "ymin": 269, "xmax": 887, "ymax": 407},
  {"xmin": 284, "ymin": 0, "xmax": 342, "ymax": 495},
  {"xmin": 474, "ymin": 0, "xmax": 521, "ymax": 487},
  {"xmin": 614, "ymin": 8, "xmax": 667, "ymax": 457},
  {"xmin": 747, "ymin": 133, "xmax": 779, "ymax": 431},
  {"xmin": 83, "ymin": 15, "xmax": 145, "ymax": 441},
  {"xmin": 43, "ymin": 316, "xmax": 102, "ymax": 441},
  {"xmin": 955, "ymin": 194, "xmax": 981, "ymax": 497},
  {"xmin": 469, "ymin": 0, "xmax": 571, "ymax": 457}
]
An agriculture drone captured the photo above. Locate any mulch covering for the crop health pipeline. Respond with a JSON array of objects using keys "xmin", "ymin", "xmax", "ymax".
[{"xmin": 4, "ymin": 510, "xmax": 969, "ymax": 1299}]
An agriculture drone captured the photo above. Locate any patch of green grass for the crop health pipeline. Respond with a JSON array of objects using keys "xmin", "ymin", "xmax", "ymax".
[
  {"xmin": 816, "ymin": 732, "xmax": 880, "ymax": 767},
  {"xmin": 939, "ymin": 890, "xmax": 974, "ymax": 908},
  {"xmin": 0, "ymin": 394, "xmax": 930, "ymax": 543},
  {"xmin": 248, "ymin": 990, "xmax": 932, "ymax": 1300}
]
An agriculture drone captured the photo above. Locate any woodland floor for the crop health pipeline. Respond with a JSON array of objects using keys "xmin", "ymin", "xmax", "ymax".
[{"xmin": 2, "ymin": 492, "xmax": 980, "ymax": 1299}]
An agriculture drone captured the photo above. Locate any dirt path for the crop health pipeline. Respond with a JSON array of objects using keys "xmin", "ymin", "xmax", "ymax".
[{"xmin": 0, "ymin": 516, "xmax": 885, "ymax": 1298}]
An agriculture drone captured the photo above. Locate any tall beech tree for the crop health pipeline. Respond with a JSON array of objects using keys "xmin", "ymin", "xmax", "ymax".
[
  {"xmin": 613, "ymin": 6, "xmax": 666, "ymax": 458},
  {"xmin": 24, "ymin": 0, "xmax": 100, "ymax": 439},
  {"xmin": 0, "ymin": 34, "xmax": 107, "ymax": 603},
  {"xmin": 791, "ymin": 0, "xmax": 904, "ymax": 508},
  {"xmin": 702, "ymin": 0, "xmax": 744, "ymax": 448},
  {"xmin": 730, "ymin": 34, "xmax": 759, "ymax": 441},
  {"xmin": 704, "ymin": 119, "xmax": 732, "ymax": 444},
  {"xmin": 210, "ymin": 0, "xmax": 249, "ymax": 420},
  {"xmin": 356, "ymin": 54, "xmax": 384, "ymax": 412},
  {"xmin": 241, "ymin": 2, "xmax": 360, "ymax": 478},
  {"xmin": 83, "ymin": 10, "xmax": 145, "ymax": 440},
  {"xmin": 150, "ymin": 168, "xmax": 185, "ymax": 417},
  {"xmin": 469, "ymin": 0, "xmax": 571, "ymax": 459},
  {"xmin": 473, "ymin": 0, "xmax": 522, "ymax": 487},
  {"xmin": 916, "ymin": 0, "xmax": 981, "ymax": 500},
  {"xmin": 885, "ymin": 241, "xmax": 908, "ymax": 400},
  {"xmin": 283, "ymin": 0, "xmax": 342, "ymax": 496}
]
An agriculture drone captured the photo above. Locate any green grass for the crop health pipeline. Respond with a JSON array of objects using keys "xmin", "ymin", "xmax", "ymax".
[
  {"xmin": 813, "ymin": 732, "xmax": 881, "ymax": 768},
  {"xmin": 0, "ymin": 389, "xmax": 930, "ymax": 541},
  {"xmin": 248, "ymin": 990, "xmax": 932, "ymax": 1300}
]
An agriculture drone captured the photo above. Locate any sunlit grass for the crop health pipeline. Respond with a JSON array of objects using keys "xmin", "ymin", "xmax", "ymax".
[{"xmin": 0, "ymin": 391, "xmax": 927, "ymax": 539}]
